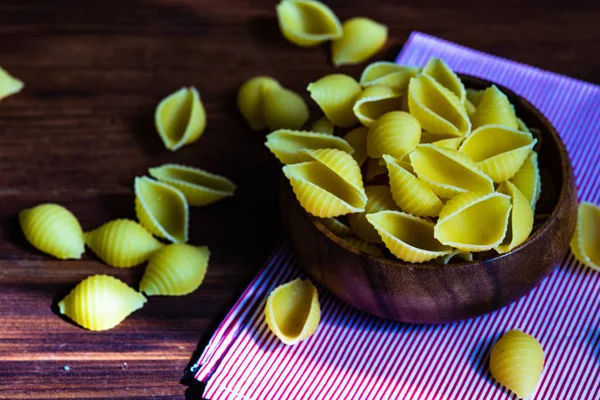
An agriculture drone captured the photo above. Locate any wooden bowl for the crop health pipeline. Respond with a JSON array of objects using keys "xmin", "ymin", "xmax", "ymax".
[{"xmin": 281, "ymin": 74, "xmax": 578, "ymax": 324}]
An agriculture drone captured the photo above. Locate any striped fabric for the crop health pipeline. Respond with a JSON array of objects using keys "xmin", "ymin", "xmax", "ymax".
[{"xmin": 192, "ymin": 32, "xmax": 600, "ymax": 399}]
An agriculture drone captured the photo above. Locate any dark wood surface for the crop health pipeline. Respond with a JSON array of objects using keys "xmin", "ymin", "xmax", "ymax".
[{"xmin": 0, "ymin": 0, "xmax": 598, "ymax": 398}]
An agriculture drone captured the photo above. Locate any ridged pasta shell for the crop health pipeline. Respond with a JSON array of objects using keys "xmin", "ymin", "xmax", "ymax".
[
  {"xmin": 420, "ymin": 131, "xmax": 464, "ymax": 150},
  {"xmin": 367, "ymin": 111, "xmax": 421, "ymax": 159},
  {"xmin": 307, "ymin": 74, "xmax": 361, "ymax": 127},
  {"xmin": 58, "ymin": 275, "xmax": 146, "ymax": 331},
  {"xmin": 0, "ymin": 67, "xmax": 24, "ymax": 100},
  {"xmin": 342, "ymin": 236, "xmax": 383, "ymax": 257},
  {"xmin": 465, "ymin": 98, "xmax": 477, "ymax": 116},
  {"xmin": 422, "ymin": 58, "xmax": 466, "ymax": 103},
  {"xmin": 470, "ymin": 85, "xmax": 518, "ymax": 130},
  {"xmin": 517, "ymin": 117, "xmax": 530, "ymax": 132},
  {"xmin": 148, "ymin": 164, "xmax": 235, "ymax": 207},
  {"xmin": 433, "ymin": 250, "xmax": 473, "ymax": 264},
  {"xmin": 384, "ymin": 154, "xmax": 443, "ymax": 217},
  {"xmin": 570, "ymin": 202, "xmax": 600, "ymax": 271},
  {"xmin": 490, "ymin": 330, "xmax": 545, "ymax": 399},
  {"xmin": 319, "ymin": 217, "xmax": 352, "ymax": 237},
  {"xmin": 353, "ymin": 86, "xmax": 403, "ymax": 127},
  {"xmin": 410, "ymin": 144, "xmax": 494, "ymax": 198},
  {"xmin": 310, "ymin": 115, "xmax": 334, "ymax": 135},
  {"xmin": 343, "ymin": 127, "xmax": 368, "ymax": 166},
  {"xmin": 265, "ymin": 129, "xmax": 354, "ymax": 165},
  {"xmin": 155, "ymin": 87, "xmax": 206, "ymax": 151},
  {"xmin": 237, "ymin": 76, "xmax": 280, "ymax": 131},
  {"xmin": 331, "ymin": 18, "xmax": 388, "ymax": 66},
  {"xmin": 367, "ymin": 210, "xmax": 452, "ymax": 262},
  {"xmin": 459, "ymin": 125, "xmax": 537, "ymax": 182},
  {"xmin": 509, "ymin": 151, "xmax": 541, "ymax": 211},
  {"xmin": 408, "ymin": 74, "xmax": 471, "ymax": 137},
  {"xmin": 434, "ymin": 191, "xmax": 512, "ymax": 251},
  {"xmin": 265, "ymin": 278, "xmax": 320, "ymax": 345},
  {"xmin": 495, "ymin": 181, "xmax": 534, "ymax": 254},
  {"xmin": 348, "ymin": 185, "xmax": 397, "ymax": 243},
  {"xmin": 359, "ymin": 62, "xmax": 419, "ymax": 91},
  {"xmin": 364, "ymin": 157, "xmax": 387, "ymax": 182},
  {"xmin": 275, "ymin": 0, "xmax": 342, "ymax": 47},
  {"xmin": 140, "ymin": 244, "xmax": 210, "ymax": 296},
  {"xmin": 466, "ymin": 88, "xmax": 485, "ymax": 107},
  {"xmin": 19, "ymin": 203, "xmax": 84, "ymax": 260},
  {"xmin": 84, "ymin": 219, "xmax": 164, "ymax": 268},
  {"xmin": 261, "ymin": 81, "xmax": 309, "ymax": 131}
]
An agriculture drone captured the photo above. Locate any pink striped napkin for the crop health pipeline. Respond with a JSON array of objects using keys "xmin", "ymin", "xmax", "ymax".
[{"xmin": 190, "ymin": 32, "xmax": 600, "ymax": 399}]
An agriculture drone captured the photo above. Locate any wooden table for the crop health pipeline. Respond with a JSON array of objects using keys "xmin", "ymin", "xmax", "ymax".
[{"xmin": 0, "ymin": 0, "xmax": 598, "ymax": 398}]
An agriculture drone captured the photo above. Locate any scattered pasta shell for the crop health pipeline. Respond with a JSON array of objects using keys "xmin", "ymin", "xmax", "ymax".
[
  {"xmin": 367, "ymin": 111, "xmax": 421, "ymax": 159},
  {"xmin": 509, "ymin": 151, "xmax": 541, "ymax": 211},
  {"xmin": 19, "ymin": 203, "xmax": 84, "ymax": 260},
  {"xmin": 265, "ymin": 129, "xmax": 354, "ymax": 165},
  {"xmin": 367, "ymin": 210, "xmax": 452, "ymax": 262},
  {"xmin": 262, "ymin": 81, "xmax": 309, "ymax": 131},
  {"xmin": 148, "ymin": 164, "xmax": 235, "ymax": 207},
  {"xmin": 364, "ymin": 157, "xmax": 388, "ymax": 182},
  {"xmin": 58, "ymin": 275, "xmax": 146, "ymax": 331},
  {"xmin": 237, "ymin": 76, "xmax": 280, "ymax": 131},
  {"xmin": 307, "ymin": 74, "xmax": 361, "ymax": 127},
  {"xmin": 140, "ymin": 244, "xmax": 210, "ymax": 296},
  {"xmin": 319, "ymin": 217, "xmax": 352, "ymax": 237},
  {"xmin": 495, "ymin": 181, "xmax": 534, "ymax": 254},
  {"xmin": 419, "ymin": 131, "xmax": 464, "ymax": 150},
  {"xmin": 348, "ymin": 185, "xmax": 397, "ymax": 243},
  {"xmin": 265, "ymin": 278, "xmax": 320, "ymax": 345},
  {"xmin": 155, "ymin": 87, "xmax": 206, "ymax": 151},
  {"xmin": 359, "ymin": 62, "xmax": 419, "ymax": 91},
  {"xmin": 459, "ymin": 125, "xmax": 536, "ymax": 182},
  {"xmin": 331, "ymin": 18, "xmax": 388, "ymax": 66},
  {"xmin": 353, "ymin": 86, "xmax": 404, "ymax": 127},
  {"xmin": 343, "ymin": 127, "xmax": 368, "ymax": 166},
  {"xmin": 410, "ymin": 144, "xmax": 494, "ymax": 199},
  {"xmin": 434, "ymin": 191, "xmax": 512, "ymax": 251},
  {"xmin": 422, "ymin": 58, "xmax": 466, "ymax": 103},
  {"xmin": 84, "ymin": 219, "xmax": 164, "ymax": 268},
  {"xmin": 570, "ymin": 202, "xmax": 600, "ymax": 271},
  {"xmin": 310, "ymin": 115, "xmax": 334, "ymax": 135},
  {"xmin": 470, "ymin": 85, "xmax": 518, "ymax": 130},
  {"xmin": 275, "ymin": 0, "xmax": 342, "ymax": 47},
  {"xmin": 433, "ymin": 250, "xmax": 473, "ymax": 264},
  {"xmin": 490, "ymin": 330, "xmax": 545, "ymax": 399},
  {"xmin": 342, "ymin": 236, "xmax": 383, "ymax": 257},
  {"xmin": 0, "ymin": 67, "xmax": 24, "ymax": 100}
]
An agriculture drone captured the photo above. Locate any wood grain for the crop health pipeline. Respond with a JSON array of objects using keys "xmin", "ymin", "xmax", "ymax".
[{"xmin": 0, "ymin": 0, "xmax": 598, "ymax": 398}]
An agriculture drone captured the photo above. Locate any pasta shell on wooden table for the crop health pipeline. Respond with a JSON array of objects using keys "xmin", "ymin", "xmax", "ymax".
[
  {"xmin": 140, "ymin": 244, "xmax": 210, "ymax": 296},
  {"xmin": 343, "ymin": 126, "xmax": 368, "ymax": 166},
  {"xmin": 310, "ymin": 115, "xmax": 334, "ymax": 135},
  {"xmin": 409, "ymin": 144, "xmax": 494, "ymax": 199},
  {"xmin": 470, "ymin": 85, "xmax": 519, "ymax": 130},
  {"xmin": 367, "ymin": 210, "xmax": 452, "ymax": 262},
  {"xmin": 419, "ymin": 131, "xmax": 464, "ymax": 150},
  {"xmin": 364, "ymin": 157, "xmax": 388, "ymax": 182},
  {"xmin": 319, "ymin": 217, "xmax": 352, "ymax": 237},
  {"xmin": 237, "ymin": 76, "xmax": 280, "ymax": 131},
  {"xmin": 261, "ymin": 80, "xmax": 309, "ymax": 131},
  {"xmin": 348, "ymin": 185, "xmax": 398, "ymax": 243},
  {"xmin": 58, "ymin": 275, "xmax": 146, "ymax": 331},
  {"xmin": 367, "ymin": 111, "xmax": 421, "ymax": 159},
  {"xmin": 509, "ymin": 151, "xmax": 541, "ymax": 212},
  {"xmin": 148, "ymin": 164, "xmax": 235, "ymax": 207},
  {"xmin": 0, "ymin": 67, "xmax": 24, "ymax": 100},
  {"xmin": 432, "ymin": 250, "xmax": 473, "ymax": 265},
  {"xmin": 352, "ymin": 85, "xmax": 404, "ymax": 127},
  {"xmin": 570, "ymin": 202, "xmax": 600, "ymax": 271},
  {"xmin": 19, "ymin": 203, "xmax": 84, "ymax": 260},
  {"xmin": 422, "ymin": 58, "xmax": 466, "ymax": 103},
  {"xmin": 459, "ymin": 124, "xmax": 537, "ymax": 182},
  {"xmin": 265, "ymin": 129, "xmax": 354, "ymax": 165},
  {"xmin": 359, "ymin": 62, "xmax": 419, "ymax": 91},
  {"xmin": 490, "ymin": 330, "xmax": 545, "ymax": 399},
  {"xmin": 434, "ymin": 191, "xmax": 512, "ymax": 252},
  {"xmin": 155, "ymin": 86, "xmax": 206, "ymax": 151},
  {"xmin": 265, "ymin": 278, "xmax": 320, "ymax": 345},
  {"xmin": 307, "ymin": 74, "xmax": 361, "ymax": 127},
  {"xmin": 275, "ymin": 0, "xmax": 342, "ymax": 47},
  {"xmin": 341, "ymin": 236, "xmax": 383, "ymax": 257},
  {"xmin": 84, "ymin": 219, "xmax": 164, "ymax": 268},
  {"xmin": 331, "ymin": 17, "xmax": 388, "ymax": 66},
  {"xmin": 495, "ymin": 181, "xmax": 534, "ymax": 254},
  {"xmin": 135, "ymin": 177, "xmax": 189, "ymax": 244}
]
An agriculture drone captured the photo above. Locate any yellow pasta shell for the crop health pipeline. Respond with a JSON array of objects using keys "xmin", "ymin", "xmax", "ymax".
[
  {"xmin": 84, "ymin": 219, "xmax": 164, "ymax": 268},
  {"xmin": 0, "ymin": 67, "xmax": 24, "ymax": 100},
  {"xmin": 275, "ymin": 0, "xmax": 342, "ymax": 47},
  {"xmin": 509, "ymin": 151, "xmax": 541, "ymax": 211},
  {"xmin": 303, "ymin": 148, "xmax": 364, "ymax": 189},
  {"xmin": 420, "ymin": 131, "xmax": 464, "ymax": 150},
  {"xmin": 265, "ymin": 278, "xmax": 320, "ymax": 345},
  {"xmin": 237, "ymin": 76, "xmax": 280, "ymax": 131},
  {"xmin": 359, "ymin": 62, "xmax": 419, "ymax": 91},
  {"xmin": 155, "ymin": 86, "xmax": 206, "ymax": 151},
  {"xmin": 310, "ymin": 115, "xmax": 334, "ymax": 135},
  {"xmin": 490, "ymin": 330, "xmax": 545, "ymax": 399},
  {"xmin": 434, "ymin": 191, "xmax": 512, "ymax": 251},
  {"xmin": 433, "ymin": 250, "xmax": 473, "ymax": 264},
  {"xmin": 466, "ymin": 88, "xmax": 485, "ymax": 107},
  {"xmin": 265, "ymin": 129, "xmax": 354, "ymax": 165},
  {"xmin": 367, "ymin": 111, "xmax": 421, "ymax": 159},
  {"xmin": 364, "ymin": 157, "xmax": 388, "ymax": 182},
  {"xmin": 410, "ymin": 144, "xmax": 494, "ymax": 199},
  {"xmin": 470, "ymin": 85, "xmax": 518, "ymax": 130},
  {"xmin": 495, "ymin": 181, "xmax": 534, "ymax": 254},
  {"xmin": 465, "ymin": 98, "xmax": 477, "ymax": 116},
  {"xmin": 422, "ymin": 58, "xmax": 466, "ymax": 103},
  {"xmin": 58, "ymin": 275, "xmax": 146, "ymax": 331},
  {"xmin": 367, "ymin": 210, "xmax": 452, "ymax": 262},
  {"xmin": 570, "ymin": 202, "xmax": 600, "ymax": 271},
  {"xmin": 19, "ymin": 203, "xmax": 84, "ymax": 260},
  {"xmin": 148, "ymin": 164, "xmax": 235, "ymax": 207},
  {"xmin": 343, "ymin": 127, "xmax": 368, "ymax": 166},
  {"xmin": 140, "ymin": 244, "xmax": 210, "ymax": 296},
  {"xmin": 517, "ymin": 117, "xmax": 530, "ymax": 132},
  {"xmin": 261, "ymin": 81, "xmax": 309, "ymax": 131},
  {"xmin": 307, "ymin": 74, "xmax": 361, "ymax": 127},
  {"xmin": 353, "ymin": 86, "xmax": 403, "ymax": 127},
  {"xmin": 348, "ymin": 185, "xmax": 397, "ymax": 243},
  {"xmin": 319, "ymin": 217, "xmax": 352, "ymax": 237},
  {"xmin": 331, "ymin": 17, "xmax": 388, "ymax": 66},
  {"xmin": 342, "ymin": 236, "xmax": 383, "ymax": 257}
]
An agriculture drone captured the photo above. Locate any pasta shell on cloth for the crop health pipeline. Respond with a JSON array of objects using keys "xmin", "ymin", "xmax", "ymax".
[
  {"xmin": 570, "ymin": 202, "xmax": 600, "ymax": 271},
  {"xmin": 19, "ymin": 203, "xmax": 84, "ymax": 260},
  {"xmin": 495, "ymin": 181, "xmax": 534, "ymax": 254},
  {"xmin": 364, "ymin": 157, "xmax": 388, "ymax": 182},
  {"xmin": 261, "ymin": 80, "xmax": 309, "ymax": 131},
  {"xmin": 408, "ymin": 73, "xmax": 471, "ymax": 137},
  {"xmin": 310, "ymin": 115, "xmax": 334, "ymax": 135},
  {"xmin": 283, "ymin": 148, "xmax": 367, "ymax": 217},
  {"xmin": 58, "ymin": 275, "xmax": 146, "ymax": 331},
  {"xmin": 0, "ymin": 67, "xmax": 24, "ymax": 100},
  {"xmin": 459, "ymin": 125, "xmax": 537, "ymax": 182},
  {"xmin": 155, "ymin": 87, "xmax": 206, "ymax": 151},
  {"xmin": 331, "ymin": 18, "xmax": 388, "ymax": 66},
  {"xmin": 84, "ymin": 219, "xmax": 164, "ymax": 268},
  {"xmin": 422, "ymin": 58, "xmax": 466, "ymax": 103},
  {"xmin": 265, "ymin": 129, "xmax": 354, "ymax": 165},
  {"xmin": 433, "ymin": 250, "xmax": 473, "ymax": 265},
  {"xmin": 409, "ymin": 144, "xmax": 494, "ymax": 199},
  {"xmin": 367, "ymin": 111, "xmax": 421, "ymax": 159},
  {"xmin": 237, "ymin": 76, "xmax": 280, "ymax": 131},
  {"xmin": 470, "ymin": 85, "xmax": 518, "ymax": 130},
  {"xmin": 342, "ymin": 236, "xmax": 383, "ymax": 257},
  {"xmin": 265, "ymin": 278, "xmax": 320, "ymax": 345},
  {"xmin": 383, "ymin": 154, "xmax": 443, "ymax": 217},
  {"xmin": 343, "ymin": 127, "xmax": 368, "ymax": 166},
  {"xmin": 348, "ymin": 185, "xmax": 398, "ymax": 243},
  {"xmin": 352, "ymin": 85, "xmax": 403, "ymax": 127},
  {"xmin": 148, "ymin": 164, "xmax": 235, "ymax": 207},
  {"xmin": 490, "ymin": 330, "xmax": 545, "ymax": 399},
  {"xmin": 419, "ymin": 131, "xmax": 464, "ymax": 150},
  {"xmin": 319, "ymin": 217, "xmax": 352, "ymax": 237},
  {"xmin": 367, "ymin": 210, "xmax": 452, "ymax": 262},
  {"xmin": 307, "ymin": 74, "xmax": 361, "ymax": 127},
  {"xmin": 140, "ymin": 244, "xmax": 210, "ymax": 296},
  {"xmin": 509, "ymin": 151, "xmax": 541, "ymax": 211},
  {"xmin": 135, "ymin": 177, "xmax": 189, "ymax": 243},
  {"xmin": 275, "ymin": 0, "xmax": 342, "ymax": 47},
  {"xmin": 434, "ymin": 191, "xmax": 512, "ymax": 251},
  {"xmin": 359, "ymin": 62, "xmax": 419, "ymax": 91}
]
